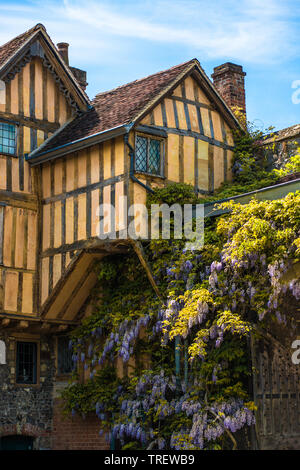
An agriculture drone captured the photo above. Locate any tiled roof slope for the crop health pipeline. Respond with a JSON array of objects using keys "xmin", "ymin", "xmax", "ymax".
[
  {"xmin": 277, "ymin": 172, "xmax": 300, "ymax": 183},
  {"xmin": 0, "ymin": 24, "xmax": 41, "ymax": 69},
  {"xmin": 38, "ymin": 59, "xmax": 197, "ymax": 153},
  {"xmin": 261, "ymin": 123, "xmax": 300, "ymax": 145}
]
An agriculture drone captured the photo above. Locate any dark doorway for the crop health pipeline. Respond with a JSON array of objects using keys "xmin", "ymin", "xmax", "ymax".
[{"xmin": 0, "ymin": 435, "xmax": 34, "ymax": 450}]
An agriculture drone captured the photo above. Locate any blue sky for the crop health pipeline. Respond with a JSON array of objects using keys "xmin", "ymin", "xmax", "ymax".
[{"xmin": 0, "ymin": 0, "xmax": 299, "ymax": 131}]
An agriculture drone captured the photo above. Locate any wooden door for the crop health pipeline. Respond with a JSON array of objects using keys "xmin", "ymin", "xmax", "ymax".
[{"xmin": 252, "ymin": 334, "xmax": 300, "ymax": 449}]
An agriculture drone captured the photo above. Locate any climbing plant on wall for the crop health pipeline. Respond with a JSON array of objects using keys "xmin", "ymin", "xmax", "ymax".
[{"xmin": 61, "ymin": 124, "xmax": 300, "ymax": 450}]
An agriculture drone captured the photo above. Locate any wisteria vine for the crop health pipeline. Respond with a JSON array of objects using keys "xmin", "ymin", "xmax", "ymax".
[{"xmin": 61, "ymin": 184, "xmax": 300, "ymax": 450}]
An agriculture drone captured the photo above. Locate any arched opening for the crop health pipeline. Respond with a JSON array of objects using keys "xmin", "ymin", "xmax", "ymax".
[{"xmin": 0, "ymin": 435, "xmax": 34, "ymax": 450}]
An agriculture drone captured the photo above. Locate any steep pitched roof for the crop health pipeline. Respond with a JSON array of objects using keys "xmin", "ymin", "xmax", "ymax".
[
  {"xmin": 0, "ymin": 23, "xmax": 90, "ymax": 108},
  {"xmin": 0, "ymin": 24, "xmax": 41, "ymax": 69},
  {"xmin": 29, "ymin": 58, "xmax": 240, "ymax": 162},
  {"xmin": 35, "ymin": 59, "xmax": 196, "ymax": 153}
]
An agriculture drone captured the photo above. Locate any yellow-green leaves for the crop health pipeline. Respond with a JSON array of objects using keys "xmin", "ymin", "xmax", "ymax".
[
  {"xmin": 216, "ymin": 311, "xmax": 252, "ymax": 336},
  {"xmin": 167, "ymin": 288, "xmax": 214, "ymax": 341},
  {"xmin": 274, "ymin": 151, "xmax": 300, "ymax": 178}
]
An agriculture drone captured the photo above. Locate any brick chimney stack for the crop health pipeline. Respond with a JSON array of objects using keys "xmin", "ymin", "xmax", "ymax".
[
  {"xmin": 211, "ymin": 62, "xmax": 246, "ymax": 114},
  {"xmin": 56, "ymin": 42, "xmax": 88, "ymax": 91},
  {"xmin": 57, "ymin": 42, "xmax": 69, "ymax": 66}
]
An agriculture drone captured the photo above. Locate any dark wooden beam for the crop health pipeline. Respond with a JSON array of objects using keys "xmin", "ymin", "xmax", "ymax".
[
  {"xmin": 0, "ymin": 191, "xmax": 38, "ymax": 211},
  {"xmin": 130, "ymin": 240, "xmax": 164, "ymax": 303},
  {"xmin": 0, "ymin": 110, "xmax": 60, "ymax": 133},
  {"xmin": 41, "ymin": 237, "xmax": 131, "ymax": 258},
  {"xmin": 42, "ymin": 174, "xmax": 124, "ymax": 205}
]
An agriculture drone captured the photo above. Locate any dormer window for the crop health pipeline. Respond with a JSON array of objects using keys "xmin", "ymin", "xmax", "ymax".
[
  {"xmin": 0, "ymin": 122, "xmax": 17, "ymax": 155},
  {"xmin": 135, "ymin": 134, "xmax": 164, "ymax": 176}
]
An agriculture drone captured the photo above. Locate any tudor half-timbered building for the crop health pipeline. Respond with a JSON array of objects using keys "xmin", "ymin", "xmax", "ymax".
[{"xmin": 0, "ymin": 23, "xmax": 246, "ymax": 450}]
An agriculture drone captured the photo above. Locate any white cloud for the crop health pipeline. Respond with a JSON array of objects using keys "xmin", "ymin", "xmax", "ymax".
[
  {"xmin": 0, "ymin": 0, "xmax": 298, "ymax": 66},
  {"xmin": 57, "ymin": 0, "xmax": 298, "ymax": 63}
]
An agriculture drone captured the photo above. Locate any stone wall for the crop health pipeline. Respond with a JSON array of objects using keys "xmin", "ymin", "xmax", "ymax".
[
  {"xmin": 260, "ymin": 124, "xmax": 300, "ymax": 171},
  {"xmin": 265, "ymin": 138, "xmax": 300, "ymax": 171},
  {"xmin": 0, "ymin": 333, "xmax": 55, "ymax": 450},
  {"xmin": 0, "ymin": 332, "xmax": 109, "ymax": 450}
]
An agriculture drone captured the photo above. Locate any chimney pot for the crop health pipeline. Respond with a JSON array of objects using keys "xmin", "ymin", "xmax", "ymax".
[
  {"xmin": 56, "ymin": 42, "xmax": 88, "ymax": 91},
  {"xmin": 57, "ymin": 42, "xmax": 69, "ymax": 65}
]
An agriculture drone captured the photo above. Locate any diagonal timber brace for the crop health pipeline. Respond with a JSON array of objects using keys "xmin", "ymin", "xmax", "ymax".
[{"xmin": 130, "ymin": 240, "xmax": 164, "ymax": 304}]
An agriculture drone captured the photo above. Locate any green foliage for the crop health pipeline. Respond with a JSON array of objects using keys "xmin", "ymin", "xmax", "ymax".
[
  {"xmin": 61, "ymin": 366, "xmax": 122, "ymax": 417},
  {"xmin": 201, "ymin": 120, "xmax": 280, "ymax": 203},
  {"xmin": 274, "ymin": 150, "xmax": 300, "ymax": 177},
  {"xmin": 146, "ymin": 182, "xmax": 198, "ymax": 207}
]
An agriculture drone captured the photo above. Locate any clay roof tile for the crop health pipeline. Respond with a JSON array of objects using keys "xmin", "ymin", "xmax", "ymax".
[
  {"xmin": 36, "ymin": 59, "xmax": 197, "ymax": 154},
  {"xmin": 0, "ymin": 23, "xmax": 44, "ymax": 69}
]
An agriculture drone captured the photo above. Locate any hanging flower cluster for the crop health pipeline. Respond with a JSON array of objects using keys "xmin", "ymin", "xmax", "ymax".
[{"xmin": 109, "ymin": 369, "xmax": 256, "ymax": 450}]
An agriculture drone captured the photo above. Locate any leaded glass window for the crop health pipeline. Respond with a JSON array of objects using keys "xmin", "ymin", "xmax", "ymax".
[
  {"xmin": 135, "ymin": 135, "xmax": 163, "ymax": 176},
  {"xmin": 57, "ymin": 336, "xmax": 74, "ymax": 375},
  {"xmin": 16, "ymin": 342, "xmax": 37, "ymax": 384},
  {"xmin": 0, "ymin": 122, "xmax": 16, "ymax": 155}
]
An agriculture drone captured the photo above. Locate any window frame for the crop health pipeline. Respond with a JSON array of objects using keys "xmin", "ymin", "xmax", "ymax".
[
  {"xmin": 55, "ymin": 335, "xmax": 75, "ymax": 378},
  {"xmin": 0, "ymin": 120, "xmax": 18, "ymax": 157},
  {"xmin": 134, "ymin": 133, "xmax": 165, "ymax": 177},
  {"xmin": 15, "ymin": 338, "xmax": 40, "ymax": 387}
]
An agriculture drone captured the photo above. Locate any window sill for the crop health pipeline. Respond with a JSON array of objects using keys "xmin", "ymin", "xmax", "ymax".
[
  {"xmin": 0, "ymin": 152, "xmax": 18, "ymax": 158},
  {"xmin": 134, "ymin": 171, "xmax": 165, "ymax": 180},
  {"xmin": 55, "ymin": 373, "xmax": 73, "ymax": 381},
  {"xmin": 14, "ymin": 382, "xmax": 40, "ymax": 388}
]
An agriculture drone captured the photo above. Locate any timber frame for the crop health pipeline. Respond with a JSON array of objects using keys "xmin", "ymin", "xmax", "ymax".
[{"xmin": 0, "ymin": 24, "xmax": 89, "ymax": 113}]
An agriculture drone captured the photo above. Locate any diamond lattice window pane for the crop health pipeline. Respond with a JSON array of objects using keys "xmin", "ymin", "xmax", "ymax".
[
  {"xmin": 135, "ymin": 136, "xmax": 148, "ymax": 172},
  {"xmin": 0, "ymin": 122, "xmax": 16, "ymax": 155},
  {"xmin": 149, "ymin": 139, "xmax": 161, "ymax": 175}
]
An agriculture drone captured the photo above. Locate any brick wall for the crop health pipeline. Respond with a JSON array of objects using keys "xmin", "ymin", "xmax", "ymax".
[
  {"xmin": 211, "ymin": 62, "xmax": 246, "ymax": 114},
  {"xmin": 0, "ymin": 423, "xmax": 51, "ymax": 449},
  {"xmin": 52, "ymin": 399, "xmax": 108, "ymax": 450}
]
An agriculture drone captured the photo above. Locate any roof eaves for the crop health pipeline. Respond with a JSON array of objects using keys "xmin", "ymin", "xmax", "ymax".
[
  {"xmin": 27, "ymin": 123, "xmax": 134, "ymax": 166},
  {"xmin": 192, "ymin": 60, "xmax": 242, "ymax": 129},
  {"xmin": 39, "ymin": 28, "xmax": 90, "ymax": 107},
  {"xmin": 28, "ymin": 116, "xmax": 75, "ymax": 158},
  {"xmin": 260, "ymin": 123, "xmax": 300, "ymax": 145},
  {"xmin": 0, "ymin": 27, "xmax": 40, "ymax": 77}
]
